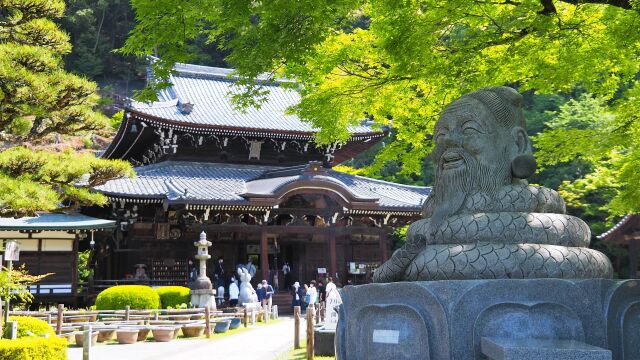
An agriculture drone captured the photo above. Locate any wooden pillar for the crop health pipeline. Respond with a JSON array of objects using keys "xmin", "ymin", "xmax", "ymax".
[
  {"xmin": 260, "ymin": 228, "xmax": 269, "ymax": 282},
  {"xmin": 328, "ymin": 232, "xmax": 337, "ymax": 278},
  {"xmin": 629, "ymin": 240, "xmax": 639, "ymax": 278},
  {"xmin": 380, "ymin": 230, "xmax": 389, "ymax": 262},
  {"xmin": 72, "ymin": 234, "xmax": 79, "ymax": 306}
]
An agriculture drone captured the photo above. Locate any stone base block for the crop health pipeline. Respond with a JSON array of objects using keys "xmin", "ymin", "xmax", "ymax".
[
  {"xmin": 335, "ymin": 279, "xmax": 640, "ymax": 360},
  {"xmin": 481, "ymin": 337, "xmax": 611, "ymax": 360},
  {"xmin": 314, "ymin": 328, "xmax": 336, "ymax": 356}
]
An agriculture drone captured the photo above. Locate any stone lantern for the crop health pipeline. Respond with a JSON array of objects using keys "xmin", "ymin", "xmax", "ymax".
[{"xmin": 189, "ymin": 231, "xmax": 215, "ymax": 309}]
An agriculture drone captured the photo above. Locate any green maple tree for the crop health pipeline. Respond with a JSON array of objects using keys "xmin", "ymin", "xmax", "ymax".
[{"xmin": 122, "ymin": 0, "xmax": 640, "ymax": 215}]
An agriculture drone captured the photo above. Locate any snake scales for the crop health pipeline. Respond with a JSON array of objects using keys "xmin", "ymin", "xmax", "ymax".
[{"xmin": 373, "ymin": 185, "xmax": 613, "ymax": 282}]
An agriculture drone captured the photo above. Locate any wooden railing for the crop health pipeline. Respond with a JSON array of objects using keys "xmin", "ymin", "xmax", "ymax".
[{"xmin": 8, "ymin": 303, "xmax": 275, "ymax": 336}]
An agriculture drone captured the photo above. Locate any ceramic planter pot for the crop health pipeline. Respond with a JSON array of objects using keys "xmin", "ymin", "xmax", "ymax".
[
  {"xmin": 181, "ymin": 324, "xmax": 205, "ymax": 338},
  {"xmin": 151, "ymin": 327, "xmax": 175, "ymax": 342},
  {"xmin": 137, "ymin": 327, "xmax": 151, "ymax": 341},
  {"xmin": 97, "ymin": 329, "xmax": 116, "ymax": 342},
  {"xmin": 214, "ymin": 320, "xmax": 230, "ymax": 334},
  {"xmin": 116, "ymin": 329, "xmax": 139, "ymax": 344},
  {"xmin": 58, "ymin": 332, "xmax": 74, "ymax": 343},
  {"xmin": 229, "ymin": 318, "xmax": 241, "ymax": 330},
  {"xmin": 75, "ymin": 331, "xmax": 98, "ymax": 347}
]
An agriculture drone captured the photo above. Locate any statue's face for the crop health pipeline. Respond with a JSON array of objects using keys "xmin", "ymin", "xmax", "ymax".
[{"xmin": 432, "ymin": 98, "xmax": 509, "ymax": 174}]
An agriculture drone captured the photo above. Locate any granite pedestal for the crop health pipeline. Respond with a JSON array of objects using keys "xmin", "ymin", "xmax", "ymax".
[{"xmin": 335, "ymin": 279, "xmax": 640, "ymax": 360}]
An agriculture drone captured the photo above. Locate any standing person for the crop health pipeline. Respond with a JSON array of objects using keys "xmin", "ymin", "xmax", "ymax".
[
  {"xmin": 272, "ymin": 270, "xmax": 279, "ymax": 292},
  {"xmin": 317, "ymin": 279, "xmax": 326, "ymax": 303},
  {"xmin": 291, "ymin": 281, "xmax": 302, "ymax": 310},
  {"xmin": 262, "ymin": 279, "xmax": 274, "ymax": 310},
  {"xmin": 307, "ymin": 281, "xmax": 318, "ymax": 311},
  {"xmin": 214, "ymin": 256, "xmax": 225, "ymax": 287},
  {"xmin": 188, "ymin": 260, "xmax": 197, "ymax": 285},
  {"xmin": 301, "ymin": 284, "xmax": 310, "ymax": 313},
  {"xmin": 246, "ymin": 258, "xmax": 257, "ymax": 279},
  {"xmin": 256, "ymin": 283, "xmax": 265, "ymax": 305},
  {"xmin": 229, "ymin": 276, "xmax": 239, "ymax": 307},
  {"xmin": 216, "ymin": 284, "xmax": 225, "ymax": 307},
  {"xmin": 325, "ymin": 277, "xmax": 338, "ymax": 299},
  {"xmin": 282, "ymin": 262, "xmax": 291, "ymax": 289}
]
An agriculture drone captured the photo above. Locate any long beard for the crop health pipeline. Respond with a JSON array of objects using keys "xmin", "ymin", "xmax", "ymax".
[{"xmin": 424, "ymin": 148, "xmax": 511, "ymax": 237}]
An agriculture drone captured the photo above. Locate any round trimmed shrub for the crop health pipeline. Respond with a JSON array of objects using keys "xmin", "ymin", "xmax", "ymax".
[
  {"xmin": 95, "ymin": 285, "xmax": 160, "ymax": 310},
  {"xmin": 0, "ymin": 337, "xmax": 67, "ymax": 360},
  {"xmin": 9, "ymin": 316, "xmax": 55, "ymax": 338},
  {"xmin": 155, "ymin": 286, "xmax": 191, "ymax": 309}
]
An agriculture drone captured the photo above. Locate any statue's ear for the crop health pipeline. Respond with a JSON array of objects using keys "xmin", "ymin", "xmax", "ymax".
[
  {"xmin": 511, "ymin": 126, "xmax": 530, "ymax": 155},
  {"xmin": 510, "ymin": 126, "xmax": 536, "ymax": 179}
]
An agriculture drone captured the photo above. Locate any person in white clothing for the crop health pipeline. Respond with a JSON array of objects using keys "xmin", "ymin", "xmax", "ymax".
[
  {"xmin": 306, "ymin": 281, "xmax": 318, "ymax": 310},
  {"xmin": 229, "ymin": 276, "xmax": 239, "ymax": 306},
  {"xmin": 325, "ymin": 277, "xmax": 338, "ymax": 299}
]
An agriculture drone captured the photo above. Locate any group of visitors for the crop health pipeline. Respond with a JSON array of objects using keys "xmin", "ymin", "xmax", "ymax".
[{"xmin": 291, "ymin": 277, "xmax": 338, "ymax": 313}]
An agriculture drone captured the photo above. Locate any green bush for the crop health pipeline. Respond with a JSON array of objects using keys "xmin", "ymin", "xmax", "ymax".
[
  {"xmin": 155, "ymin": 286, "xmax": 191, "ymax": 309},
  {"xmin": 8, "ymin": 317, "xmax": 54, "ymax": 338},
  {"xmin": 0, "ymin": 337, "xmax": 67, "ymax": 360},
  {"xmin": 95, "ymin": 285, "xmax": 160, "ymax": 310}
]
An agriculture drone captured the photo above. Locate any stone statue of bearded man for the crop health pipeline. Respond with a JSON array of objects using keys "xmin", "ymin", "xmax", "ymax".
[{"xmin": 373, "ymin": 86, "xmax": 612, "ymax": 283}]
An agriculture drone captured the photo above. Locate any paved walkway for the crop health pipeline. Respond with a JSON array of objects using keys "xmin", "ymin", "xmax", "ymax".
[{"xmin": 67, "ymin": 316, "xmax": 300, "ymax": 360}]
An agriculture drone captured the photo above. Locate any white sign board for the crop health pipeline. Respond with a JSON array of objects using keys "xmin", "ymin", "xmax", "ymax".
[
  {"xmin": 4, "ymin": 240, "xmax": 19, "ymax": 261},
  {"xmin": 317, "ymin": 267, "xmax": 327, "ymax": 274},
  {"xmin": 324, "ymin": 294, "xmax": 342, "ymax": 330},
  {"xmin": 372, "ymin": 329, "xmax": 400, "ymax": 344}
]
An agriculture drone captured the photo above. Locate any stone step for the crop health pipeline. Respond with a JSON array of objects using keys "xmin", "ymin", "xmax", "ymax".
[{"xmin": 481, "ymin": 337, "xmax": 612, "ymax": 360}]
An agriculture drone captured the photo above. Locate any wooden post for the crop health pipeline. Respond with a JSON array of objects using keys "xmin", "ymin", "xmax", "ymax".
[
  {"xmin": 306, "ymin": 306, "xmax": 315, "ymax": 360},
  {"xmin": 328, "ymin": 233, "xmax": 337, "ymax": 277},
  {"xmin": 82, "ymin": 325, "xmax": 92, "ymax": 360},
  {"xmin": 205, "ymin": 307, "xmax": 211, "ymax": 338},
  {"xmin": 47, "ymin": 313, "xmax": 52, "ymax": 325},
  {"xmin": 629, "ymin": 240, "xmax": 639, "ymax": 278},
  {"xmin": 56, "ymin": 304, "xmax": 64, "ymax": 335},
  {"xmin": 125, "ymin": 305, "xmax": 130, "ymax": 321},
  {"xmin": 380, "ymin": 230, "xmax": 390, "ymax": 262},
  {"xmin": 293, "ymin": 306, "xmax": 301, "ymax": 349},
  {"xmin": 260, "ymin": 229, "xmax": 269, "ymax": 282},
  {"xmin": 263, "ymin": 304, "xmax": 269, "ymax": 323},
  {"xmin": 243, "ymin": 307, "xmax": 248, "ymax": 328},
  {"xmin": 315, "ymin": 303, "xmax": 320, "ymax": 323}
]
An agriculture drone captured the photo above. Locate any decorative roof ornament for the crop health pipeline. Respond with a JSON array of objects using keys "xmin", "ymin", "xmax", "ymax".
[{"xmin": 178, "ymin": 100, "xmax": 194, "ymax": 115}]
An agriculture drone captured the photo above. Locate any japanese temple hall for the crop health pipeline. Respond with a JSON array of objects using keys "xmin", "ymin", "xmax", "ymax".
[{"xmin": 84, "ymin": 62, "xmax": 430, "ymax": 290}]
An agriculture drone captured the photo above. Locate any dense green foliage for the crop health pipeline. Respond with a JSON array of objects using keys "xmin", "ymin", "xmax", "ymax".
[
  {"xmin": 8, "ymin": 316, "xmax": 55, "ymax": 338},
  {"xmin": 155, "ymin": 286, "xmax": 191, "ymax": 309},
  {"xmin": 0, "ymin": 147, "xmax": 133, "ymax": 216},
  {"xmin": 123, "ymin": 0, "xmax": 640, "ymax": 216},
  {"xmin": 0, "ymin": 337, "xmax": 66, "ymax": 360},
  {"xmin": 95, "ymin": 285, "xmax": 160, "ymax": 310},
  {"xmin": 0, "ymin": 0, "xmax": 134, "ymax": 216}
]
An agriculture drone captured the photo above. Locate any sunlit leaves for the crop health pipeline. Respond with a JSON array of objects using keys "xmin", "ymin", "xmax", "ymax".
[{"xmin": 0, "ymin": 147, "xmax": 134, "ymax": 216}]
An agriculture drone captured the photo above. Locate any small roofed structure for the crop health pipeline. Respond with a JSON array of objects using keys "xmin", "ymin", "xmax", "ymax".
[
  {"xmin": 0, "ymin": 213, "xmax": 115, "ymax": 305},
  {"xmin": 598, "ymin": 214, "xmax": 640, "ymax": 278}
]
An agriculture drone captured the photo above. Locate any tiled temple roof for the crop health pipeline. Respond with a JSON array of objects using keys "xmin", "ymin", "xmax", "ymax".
[
  {"xmin": 129, "ymin": 62, "xmax": 379, "ymax": 135},
  {"xmin": 598, "ymin": 214, "xmax": 639, "ymax": 242},
  {"xmin": 95, "ymin": 161, "xmax": 430, "ymax": 212},
  {"xmin": 0, "ymin": 213, "xmax": 115, "ymax": 231}
]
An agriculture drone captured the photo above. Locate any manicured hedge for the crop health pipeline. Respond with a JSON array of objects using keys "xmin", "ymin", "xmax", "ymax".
[
  {"xmin": 8, "ymin": 317, "xmax": 55, "ymax": 338},
  {"xmin": 95, "ymin": 285, "xmax": 160, "ymax": 310},
  {"xmin": 0, "ymin": 337, "xmax": 67, "ymax": 360},
  {"xmin": 155, "ymin": 286, "xmax": 191, "ymax": 309}
]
